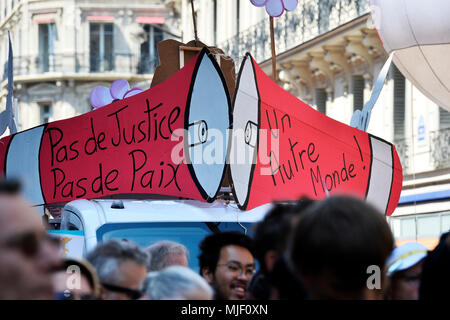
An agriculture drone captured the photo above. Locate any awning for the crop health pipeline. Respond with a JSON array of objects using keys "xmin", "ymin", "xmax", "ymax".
[
  {"xmin": 136, "ymin": 16, "xmax": 165, "ymax": 24},
  {"xmin": 87, "ymin": 16, "xmax": 115, "ymax": 22},
  {"xmin": 33, "ymin": 13, "xmax": 55, "ymax": 23}
]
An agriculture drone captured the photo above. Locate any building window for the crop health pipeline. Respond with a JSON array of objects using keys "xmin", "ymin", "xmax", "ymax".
[
  {"xmin": 439, "ymin": 107, "xmax": 450, "ymax": 130},
  {"xmin": 236, "ymin": 0, "xmax": 240, "ymax": 34},
  {"xmin": 40, "ymin": 103, "xmax": 53, "ymax": 124},
  {"xmin": 417, "ymin": 215, "xmax": 440, "ymax": 237},
  {"xmin": 391, "ymin": 212, "xmax": 450, "ymax": 242},
  {"xmin": 400, "ymin": 217, "xmax": 416, "ymax": 239},
  {"xmin": 442, "ymin": 213, "xmax": 450, "ymax": 233},
  {"xmin": 351, "ymin": 75, "xmax": 364, "ymax": 112},
  {"xmin": 138, "ymin": 25, "xmax": 163, "ymax": 74},
  {"xmin": 393, "ymin": 65, "xmax": 406, "ymax": 140},
  {"xmin": 39, "ymin": 23, "xmax": 56, "ymax": 72},
  {"xmin": 314, "ymin": 88, "xmax": 327, "ymax": 114},
  {"xmin": 213, "ymin": 0, "xmax": 217, "ymax": 45},
  {"xmin": 90, "ymin": 23, "xmax": 114, "ymax": 72}
]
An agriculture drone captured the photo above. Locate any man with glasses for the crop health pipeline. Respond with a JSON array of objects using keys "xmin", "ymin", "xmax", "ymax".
[
  {"xmin": 198, "ymin": 231, "xmax": 256, "ymax": 300},
  {"xmin": 0, "ymin": 179, "xmax": 62, "ymax": 299},
  {"xmin": 86, "ymin": 239, "xmax": 148, "ymax": 300}
]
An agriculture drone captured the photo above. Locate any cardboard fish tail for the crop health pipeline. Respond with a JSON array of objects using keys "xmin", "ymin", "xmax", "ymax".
[
  {"xmin": 229, "ymin": 53, "xmax": 403, "ymax": 215},
  {"xmin": 0, "ymin": 48, "xmax": 231, "ymax": 206}
]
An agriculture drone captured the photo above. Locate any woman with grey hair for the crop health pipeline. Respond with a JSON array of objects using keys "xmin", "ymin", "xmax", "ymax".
[
  {"xmin": 145, "ymin": 240, "xmax": 189, "ymax": 271},
  {"xmin": 143, "ymin": 266, "xmax": 213, "ymax": 300}
]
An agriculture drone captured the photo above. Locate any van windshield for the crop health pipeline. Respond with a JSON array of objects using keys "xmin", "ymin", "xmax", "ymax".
[{"xmin": 96, "ymin": 222, "xmax": 253, "ymax": 272}]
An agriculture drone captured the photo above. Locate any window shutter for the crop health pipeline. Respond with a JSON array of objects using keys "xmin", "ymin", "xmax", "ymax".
[
  {"xmin": 440, "ymin": 107, "xmax": 450, "ymax": 130},
  {"xmin": 393, "ymin": 65, "xmax": 406, "ymax": 139},
  {"xmin": 315, "ymin": 88, "xmax": 327, "ymax": 114},
  {"xmin": 352, "ymin": 75, "xmax": 364, "ymax": 112}
]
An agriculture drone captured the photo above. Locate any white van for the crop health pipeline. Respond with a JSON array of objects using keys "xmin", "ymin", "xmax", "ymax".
[{"xmin": 57, "ymin": 197, "xmax": 272, "ymax": 271}]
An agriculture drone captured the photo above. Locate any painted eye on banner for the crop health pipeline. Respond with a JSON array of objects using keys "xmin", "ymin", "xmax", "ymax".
[
  {"xmin": 229, "ymin": 54, "xmax": 260, "ymax": 209},
  {"xmin": 188, "ymin": 120, "xmax": 209, "ymax": 147},
  {"xmin": 245, "ymin": 121, "xmax": 258, "ymax": 148},
  {"xmin": 185, "ymin": 50, "xmax": 231, "ymax": 201}
]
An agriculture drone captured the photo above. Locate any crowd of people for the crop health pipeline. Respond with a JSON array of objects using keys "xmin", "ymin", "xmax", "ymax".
[{"xmin": 0, "ymin": 178, "xmax": 449, "ymax": 300}]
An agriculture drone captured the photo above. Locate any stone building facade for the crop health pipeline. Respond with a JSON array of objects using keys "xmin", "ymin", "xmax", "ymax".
[{"xmin": 0, "ymin": 0, "xmax": 180, "ymax": 132}]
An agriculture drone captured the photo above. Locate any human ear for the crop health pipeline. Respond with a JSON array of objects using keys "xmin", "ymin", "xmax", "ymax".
[
  {"xmin": 201, "ymin": 267, "xmax": 214, "ymax": 284},
  {"xmin": 264, "ymin": 250, "xmax": 280, "ymax": 273}
]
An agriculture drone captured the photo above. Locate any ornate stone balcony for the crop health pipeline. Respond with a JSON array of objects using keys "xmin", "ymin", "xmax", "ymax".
[
  {"xmin": 219, "ymin": 0, "xmax": 371, "ymax": 64},
  {"xmin": 430, "ymin": 127, "xmax": 450, "ymax": 170}
]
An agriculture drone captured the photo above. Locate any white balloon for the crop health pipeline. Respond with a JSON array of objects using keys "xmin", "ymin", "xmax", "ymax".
[{"xmin": 372, "ymin": 0, "xmax": 450, "ymax": 111}]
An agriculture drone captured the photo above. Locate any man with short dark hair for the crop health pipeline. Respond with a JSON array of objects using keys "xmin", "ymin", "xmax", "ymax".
[
  {"xmin": 87, "ymin": 239, "xmax": 148, "ymax": 300},
  {"xmin": 288, "ymin": 196, "xmax": 394, "ymax": 300},
  {"xmin": 198, "ymin": 231, "xmax": 255, "ymax": 300},
  {"xmin": 249, "ymin": 199, "xmax": 313, "ymax": 300}
]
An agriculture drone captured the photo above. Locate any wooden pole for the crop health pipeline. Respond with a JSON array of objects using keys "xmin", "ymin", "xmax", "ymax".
[
  {"xmin": 190, "ymin": 0, "xmax": 199, "ymax": 46},
  {"xmin": 270, "ymin": 17, "xmax": 277, "ymax": 82}
]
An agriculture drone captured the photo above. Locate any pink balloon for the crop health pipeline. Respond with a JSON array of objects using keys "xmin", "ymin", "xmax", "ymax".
[
  {"xmin": 282, "ymin": 0, "xmax": 298, "ymax": 11},
  {"xmin": 90, "ymin": 86, "xmax": 114, "ymax": 109},
  {"xmin": 265, "ymin": 0, "xmax": 284, "ymax": 17},
  {"xmin": 110, "ymin": 79, "xmax": 130, "ymax": 100},
  {"xmin": 251, "ymin": 0, "xmax": 267, "ymax": 6},
  {"xmin": 123, "ymin": 88, "xmax": 143, "ymax": 99}
]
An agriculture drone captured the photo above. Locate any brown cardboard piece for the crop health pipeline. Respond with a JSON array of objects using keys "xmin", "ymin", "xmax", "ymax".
[
  {"xmin": 151, "ymin": 39, "xmax": 236, "ymax": 190},
  {"xmin": 151, "ymin": 39, "xmax": 236, "ymax": 100}
]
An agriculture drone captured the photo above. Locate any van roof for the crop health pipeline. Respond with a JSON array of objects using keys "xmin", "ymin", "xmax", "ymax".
[{"xmin": 64, "ymin": 199, "xmax": 274, "ymax": 224}]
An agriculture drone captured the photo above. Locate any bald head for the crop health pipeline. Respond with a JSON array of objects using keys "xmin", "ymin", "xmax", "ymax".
[{"xmin": 0, "ymin": 194, "xmax": 43, "ymax": 243}]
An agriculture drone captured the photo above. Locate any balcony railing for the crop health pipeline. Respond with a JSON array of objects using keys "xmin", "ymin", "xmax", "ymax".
[
  {"xmin": 2, "ymin": 52, "xmax": 158, "ymax": 80},
  {"xmin": 137, "ymin": 55, "xmax": 160, "ymax": 75},
  {"xmin": 430, "ymin": 127, "xmax": 450, "ymax": 170},
  {"xmin": 393, "ymin": 137, "xmax": 411, "ymax": 173},
  {"xmin": 393, "ymin": 127, "xmax": 450, "ymax": 175},
  {"xmin": 219, "ymin": 0, "xmax": 370, "ymax": 64}
]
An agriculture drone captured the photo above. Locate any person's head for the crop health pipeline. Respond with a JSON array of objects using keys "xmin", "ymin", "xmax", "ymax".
[
  {"xmin": 86, "ymin": 239, "xmax": 148, "ymax": 300},
  {"xmin": 0, "ymin": 179, "xmax": 62, "ymax": 299},
  {"xmin": 143, "ymin": 266, "xmax": 213, "ymax": 300},
  {"xmin": 385, "ymin": 242, "xmax": 428, "ymax": 300},
  {"xmin": 253, "ymin": 198, "xmax": 315, "ymax": 274},
  {"xmin": 146, "ymin": 241, "xmax": 189, "ymax": 271},
  {"xmin": 52, "ymin": 258, "xmax": 100, "ymax": 300},
  {"xmin": 268, "ymin": 256, "xmax": 309, "ymax": 300},
  {"xmin": 288, "ymin": 195, "xmax": 394, "ymax": 300},
  {"xmin": 419, "ymin": 231, "xmax": 450, "ymax": 300},
  {"xmin": 246, "ymin": 271, "xmax": 272, "ymax": 300},
  {"xmin": 198, "ymin": 231, "xmax": 255, "ymax": 300}
]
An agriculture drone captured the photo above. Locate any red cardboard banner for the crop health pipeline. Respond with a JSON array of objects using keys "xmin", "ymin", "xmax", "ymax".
[
  {"xmin": 0, "ymin": 48, "xmax": 231, "ymax": 206},
  {"xmin": 229, "ymin": 53, "xmax": 403, "ymax": 215}
]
